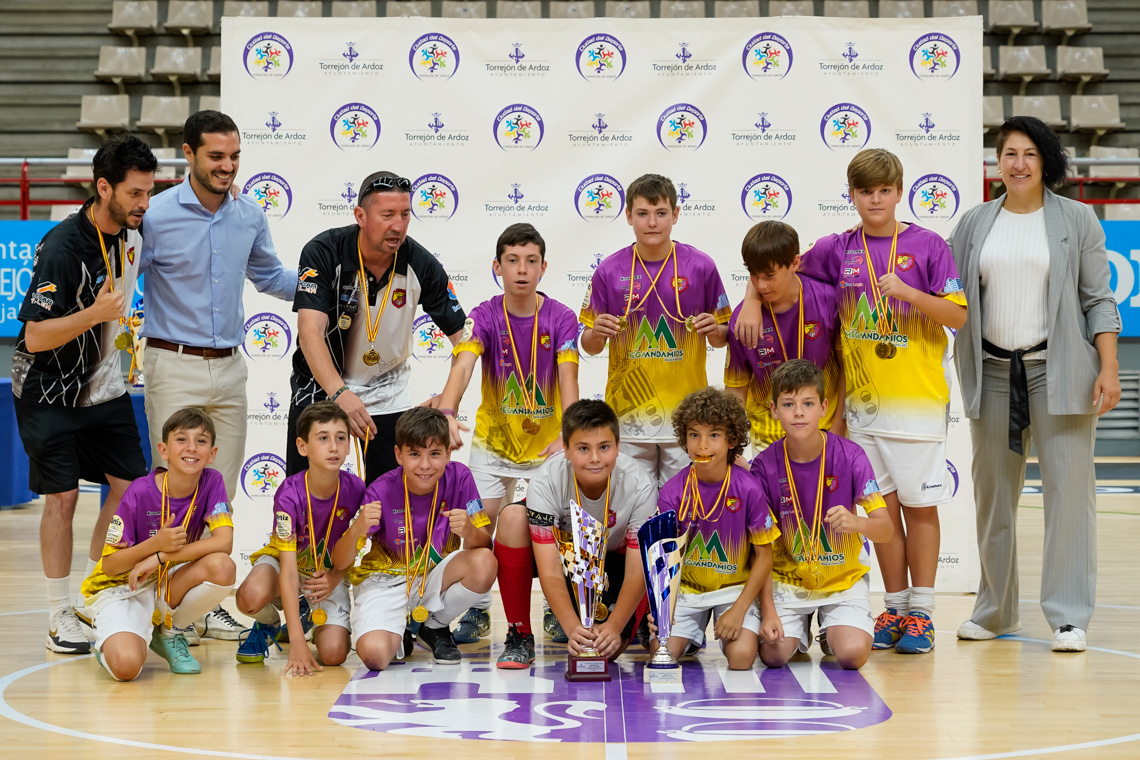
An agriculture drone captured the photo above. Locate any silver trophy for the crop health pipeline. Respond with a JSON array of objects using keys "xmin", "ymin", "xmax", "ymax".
[{"xmin": 638, "ymin": 511, "xmax": 686, "ymax": 684}]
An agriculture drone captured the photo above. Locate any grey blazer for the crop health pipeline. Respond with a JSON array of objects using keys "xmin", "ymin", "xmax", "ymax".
[{"xmin": 947, "ymin": 188, "xmax": 1121, "ymax": 419}]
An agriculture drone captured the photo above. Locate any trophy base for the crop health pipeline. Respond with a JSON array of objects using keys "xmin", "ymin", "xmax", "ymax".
[
  {"xmin": 565, "ymin": 651, "xmax": 611, "ymax": 682},
  {"xmin": 644, "ymin": 662, "xmax": 682, "ymax": 684}
]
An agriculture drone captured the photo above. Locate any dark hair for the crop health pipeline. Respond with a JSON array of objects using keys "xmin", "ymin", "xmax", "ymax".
[
  {"xmin": 92, "ymin": 133, "xmax": 157, "ymax": 188},
  {"xmin": 626, "ymin": 173, "xmax": 677, "ymax": 212},
  {"xmin": 671, "ymin": 388, "xmax": 749, "ymax": 462},
  {"xmin": 561, "ymin": 399, "xmax": 620, "ymax": 445},
  {"xmin": 995, "ymin": 116, "xmax": 1070, "ymax": 190},
  {"xmin": 770, "ymin": 359, "xmax": 826, "ymax": 405},
  {"xmin": 183, "ymin": 110, "xmax": 239, "ymax": 153},
  {"xmin": 162, "ymin": 407, "xmax": 216, "ymax": 446},
  {"xmin": 297, "ymin": 400, "xmax": 350, "ymax": 442},
  {"xmin": 394, "ymin": 407, "xmax": 450, "ymax": 450},
  {"xmin": 741, "ymin": 220, "xmax": 800, "ymax": 275},
  {"xmin": 495, "ymin": 223, "xmax": 546, "ymax": 261},
  {"xmin": 358, "ymin": 170, "xmax": 411, "ymax": 206}
]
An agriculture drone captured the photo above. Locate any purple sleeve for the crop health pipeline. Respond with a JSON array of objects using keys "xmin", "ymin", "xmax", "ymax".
[
  {"xmin": 657, "ymin": 470, "xmax": 684, "ymax": 515},
  {"xmin": 845, "ymin": 440, "xmax": 884, "ymax": 510},
  {"xmin": 703, "ymin": 257, "xmax": 732, "ymax": 321},
  {"xmin": 743, "ymin": 477, "xmax": 774, "ymax": 536},
  {"xmin": 453, "ymin": 464, "xmax": 483, "ymax": 508},
  {"xmin": 579, "ymin": 260, "xmax": 612, "ymax": 327},
  {"xmin": 109, "ymin": 485, "xmax": 142, "ymax": 549},
  {"xmin": 362, "ymin": 479, "xmax": 387, "ymax": 539},
  {"xmin": 923, "ymin": 234, "xmax": 965, "ymax": 297},
  {"xmin": 724, "ymin": 311, "xmax": 753, "ymax": 387},
  {"xmin": 555, "ymin": 304, "xmax": 581, "ymax": 359},
  {"xmin": 799, "ymin": 234, "xmax": 842, "ymax": 286}
]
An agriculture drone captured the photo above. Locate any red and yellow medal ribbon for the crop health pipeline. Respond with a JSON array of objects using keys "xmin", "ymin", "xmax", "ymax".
[
  {"xmin": 402, "ymin": 474, "xmax": 439, "ymax": 604},
  {"xmin": 157, "ymin": 471, "xmax": 198, "ymax": 623},
  {"xmin": 356, "ymin": 235, "xmax": 398, "ymax": 354},
  {"xmin": 502, "ymin": 293, "xmax": 541, "ymax": 415},
  {"xmin": 781, "ymin": 432, "xmax": 827, "ymax": 565},
  {"xmin": 621, "ymin": 243, "xmax": 684, "ymax": 324},
  {"xmin": 860, "ymin": 223, "xmax": 900, "ymax": 335},
  {"xmin": 677, "ymin": 465, "xmax": 732, "ymax": 523},
  {"xmin": 304, "ymin": 471, "xmax": 340, "ymax": 575},
  {"xmin": 763, "ymin": 275, "xmax": 804, "ymax": 362}
]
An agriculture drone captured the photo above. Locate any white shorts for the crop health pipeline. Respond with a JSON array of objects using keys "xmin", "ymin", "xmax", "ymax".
[
  {"xmin": 623, "ymin": 440, "xmax": 689, "ymax": 488},
  {"xmin": 90, "ymin": 563, "xmax": 187, "ymax": 652},
  {"xmin": 671, "ymin": 586, "xmax": 762, "ymax": 646},
  {"xmin": 350, "ymin": 550, "xmax": 462, "ymax": 652},
  {"xmin": 847, "ymin": 430, "xmax": 953, "ymax": 507},
  {"xmin": 251, "ymin": 554, "xmax": 351, "ymax": 630},
  {"xmin": 770, "ymin": 575, "xmax": 874, "ymax": 653},
  {"xmin": 470, "ymin": 469, "xmax": 528, "ymax": 504}
]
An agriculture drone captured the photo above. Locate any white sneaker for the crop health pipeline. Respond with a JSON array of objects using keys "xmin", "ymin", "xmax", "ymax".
[
  {"xmin": 175, "ymin": 621, "xmax": 201, "ymax": 646},
  {"xmin": 46, "ymin": 607, "xmax": 92, "ymax": 654},
  {"xmin": 199, "ymin": 605, "xmax": 243, "ymax": 641},
  {"xmin": 956, "ymin": 619, "xmax": 1021, "ymax": 640},
  {"xmin": 73, "ymin": 594, "xmax": 95, "ymax": 641},
  {"xmin": 1052, "ymin": 625, "xmax": 1086, "ymax": 652}
]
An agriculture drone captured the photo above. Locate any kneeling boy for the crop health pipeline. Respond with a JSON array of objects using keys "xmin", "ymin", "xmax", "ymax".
[
  {"xmin": 333, "ymin": 407, "xmax": 496, "ymax": 670},
  {"xmin": 235, "ymin": 401, "xmax": 365, "ymax": 674},
  {"xmin": 81, "ymin": 408, "xmax": 235, "ymax": 680},
  {"xmin": 751, "ymin": 361, "xmax": 894, "ymax": 670}
]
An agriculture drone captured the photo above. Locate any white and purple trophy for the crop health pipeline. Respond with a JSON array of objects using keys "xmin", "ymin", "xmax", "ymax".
[
  {"xmin": 555, "ymin": 500, "xmax": 612, "ymax": 682},
  {"xmin": 639, "ymin": 511, "xmax": 686, "ymax": 684}
]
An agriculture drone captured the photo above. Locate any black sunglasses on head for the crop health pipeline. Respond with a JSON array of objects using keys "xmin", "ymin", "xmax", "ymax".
[{"xmin": 360, "ymin": 175, "xmax": 411, "ymax": 202}]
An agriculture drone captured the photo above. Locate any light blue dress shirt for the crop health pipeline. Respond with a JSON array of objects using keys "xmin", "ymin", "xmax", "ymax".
[{"xmin": 139, "ymin": 180, "xmax": 296, "ymax": 348}]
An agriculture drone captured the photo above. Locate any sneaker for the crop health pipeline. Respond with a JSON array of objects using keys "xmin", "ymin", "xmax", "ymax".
[
  {"xmin": 543, "ymin": 609, "xmax": 568, "ymax": 643},
  {"xmin": 957, "ymin": 619, "xmax": 1022, "ymax": 641},
  {"xmin": 278, "ymin": 597, "xmax": 314, "ymax": 643},
  {"xmin": 453, "ymin": 607, "xmax": 491, "ymax": 644},
  {"xmin": 635, "ymin": 615, "xmax": 652, "ymax": 650},
  {"xmin": 46, "ymin": 607, "xmax": 92, "ymax": 655},
  {"xmin": 149, "ymin": 626, "xmax": 201, "ymax": 674},
  {"xmin": 683, "ymin": 639, "xmax": 702, "ymax": 657},
  {"xmin": 872, "ymin": 608, "xmax": 905, "ymax": 650},
  {"xmin": 199, "ymin": 606, "xmax": 243, "ymax": 641},
  {"xmin": 497, "ymin": 625, "xmax": 536, "ymax": 669},
  {"xmin": 817, "ymin": 630, "xmax": 833, "ymax": 656},
  {"xmin": 896, "ymin": 611, "xmax": 936, "ymax": 654},
  {"xmin": 236, "ymin": 621, "xmax": 283, "ymax": 664},
  {"xmin": 1051, "ymin": 625, "xmax": 1087, "ymax": 652},
  {"xmin": 175, "ymin": 622, "xmax": 201, "ymax": 646},
  {"xmin": 418, "ymin": 624, "xmax": 461, "ymax": 665},
  {"xmin": 398, "ymin": 625, "xmax": 415, "ymax": 660}
]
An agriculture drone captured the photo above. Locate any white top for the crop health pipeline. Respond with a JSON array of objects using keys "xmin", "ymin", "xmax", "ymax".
[{"xmin": 978, "ymin": 207, "xmax": 1050, "ymax": 353}]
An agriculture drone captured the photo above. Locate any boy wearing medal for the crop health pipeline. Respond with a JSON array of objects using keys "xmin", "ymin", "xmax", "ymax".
[
  {"xmin": 234, "ymin": 401, "xmax": 365, "ymax": 674},
  {"xmin": 434, "ymin": 223, "xmax": 581, "ymax": 647},
  {"xmin": 579, "ymin": 173, "xmax": 732, "ymax": 489},
  {"xmin": 725, "ymin": 220, "xmax": 843, "ymax": 452},
  {"xmin": 752, "ymin": 360, "xmax": 894, "ymax": 669},
  {"xmin": 654, "ymin": 388, "xmax": 781, "ymax": 670},
  {"xmin": 80, "ymin": 408, "xmax": 235, "ymax": 680},
  {"xmin": 332, "ymin": 407, "xmax": 495, "ymax": 670},
  {"xmin": 737, "ymin": 149, "xmax": 965, "ymax": 655}
]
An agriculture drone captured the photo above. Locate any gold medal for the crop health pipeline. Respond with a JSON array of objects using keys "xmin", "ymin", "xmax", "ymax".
[
  {"xmin": 887, "ymin": 344, "xmax": 897, "ymax": 359},
  {"xmin": 164, "ymin": 613, "xmax": 173, "ymax": 629},
  {"xmin": 594, "ymin": 601, "xmax": 609, "ymax": 622},
  {"xmin": 684, "ymin": 315, "xmax": 696, "ymax": 332},
  {"xmin": 363, "ymin": 348, "xmax": 380, "ymax": 366},
  {"xmin": 521, "ymin": 417, "xmax": 540, "ymax": 435},
  {"xmin": 412, "ymin": 605, "xmax": 430, "ymax": 623},
  {"xmin": 616, "ymin": 315, "xmax": 627, "ymax": 332},
  {"xmin": 875, "ymin": 341, "xmax": 893, "ymax": 359},
  {"xmin": 356, "ymin": 235, "xmax": 398, "ymax": 373},
  {"xmin": 114, "ymin": 331, "xmax": 132, "ymax": 350},
  {"xmin": 311, "ymin": 608, "xmax": 328, "ymax": 626},
  {"xmin": 338, "ymin": 313, "xmax": 352, "ymax": 330}
]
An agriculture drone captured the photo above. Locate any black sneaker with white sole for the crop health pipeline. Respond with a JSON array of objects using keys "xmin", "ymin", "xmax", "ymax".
[{"xmin": 417, "ymin": 624, "xmax": 461, "ymax": 664}]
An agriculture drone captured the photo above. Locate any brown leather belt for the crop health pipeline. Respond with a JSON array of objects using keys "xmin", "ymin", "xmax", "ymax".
[{"xmin": 147, "ymin": 337, "xmax": 236, "ymax": 359}]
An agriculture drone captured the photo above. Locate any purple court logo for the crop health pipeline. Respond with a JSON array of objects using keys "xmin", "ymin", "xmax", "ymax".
[
  {"xmin": 574, "ymin": 173, "xmax": 625, "ymax": 222},
  {"xmin": 657, "ymin": 104, "xmax": 707, "ymax": 151},
  {"xmin": 910, "ymin": 33, "xmax": 960, "ymax": 81},
  {"xmin": 242, "ymin": 312, "xmax": 292, "ymax": 360},
  {"xmin": 330, "ymin": 103, "xmax": 380, "ymax": 151},
  {"xmin": 242, "ymin": 172, "xmax": 292, "ymax": 219},
  {"xmin": 241, "ymin": 453, "xmax": 287, "ymax": 500},
  {"xmin": 244, "ymin": 32, "xmax": 293, "ymax": 80},
  {"xmin": 412, "ymin": 315, "xmax": 450, "ymax": 361},
  {"xmin": 743, "ymin": 32, "xmax": 793, "ymax": 80},
  {"xmin": 493, "ymin": 104, "xmax": 544, "ymax": 151},
  {"xmin": 742, "ymin": 173, "xmax": 793, "ymax": 221},
  {"xmin": 330, "ymin": 655, "xmax": 891, "ymax": 741},
  {"xmin": 820, "ymin": 103, "xmax": 872, "ymax": 151},
  {"xmin": 909, "ymin": 173, "xmax": 960, "ymax": 221},
  {"xmin": 411, "ymin": 174, "xmax": 459, "ymax": 222},
  {"xmin": 410, "ymin": 33, "xmax": 460, "ymax": 80},
  {"xmin": 576, "ymin": 34, "xmax": 626, "ymax": 81}
]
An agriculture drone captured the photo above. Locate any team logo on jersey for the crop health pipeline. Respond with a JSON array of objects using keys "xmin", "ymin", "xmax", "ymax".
[
  {"xmin": 671, "ymin": 275, "xmax": 690, "ymax": 293},
  {"xmin": 685, "ymin": 531, "xmax": 733, "ymax": 572},
  {"xmin": 31, "ymin": 282, "xmax": 55, "ymax": 309},
  {"xmin": 125, "ymin": 245, "xmax": 135, "ymax": 264},
  {"xmin": 330, "ymin": 102, "xmax": 381, "ymax": 151},
  {"xmin": 36, "ymin": 282, "xmax": 56, "ymax": 293},
  {"xmin": 392, "ymin": 289, "xmax": 407, "ymax": 308},
  {"xmin": 910, "ymin": 33, "xmax": 960, "ymax": 81},
  {"xmin": 461, "ymin": 317, "xmax": 475, "ymax": 343},
  {"xmin": 804, "ymin": 321, "xmax": 821, "ymax": 340},
  {"xmin": 741, "ymin": 173, "xmax": 793, "ymax": 221},
  {"xmin": 726, "ymin": 497, "xmax": 741, "ymax": 513},
  {"xmin": 821, "ymin": 103, "xmax": 871, "ymax": 151},
  {"xmin": 825, "ymin": 475, "xmax": 839, "ymax": 493},
  {"xmin": 847, "ymin": 292, "xmax": 908, "ymax": 348},
  {"xmin": 298, "ymin": 268, "xmax": 319, "ymax": 294},
  {"xmin": 244, "ymin": 32, "xmax": 294, "ymax": 80},
  {"xmin": 629, "ymin": 315, "xmax": 683, "ymax": 360},
  {"xmin": 657, "ymin": 104, "xmax": 707, "ymax": 151},
  {"xmin": 576, "ymin": 34, "xmax": 626, "ymax": 81},
  {"xmin": 275, "ymin": 512, "xmax": 292, "ymax": 539},
  {"xmin": 410, "ymin": 33, "xmax": 460, "ymax": 80},
  {"xmin": 743, "ymin": 32, "xmax": 793, "ymax": 80},
  {"xmin": 895, "ymin": 253, "xmax": 915, "ymax": 271},
  {"xmin": 242, "ymin": 312, "xmax": 292, "ymax": 360},
  {"xmin": 493, "ymin": 103, "xmax": 545, "ymax": 152},
  {"xmin": 243, "ymin": 172, "xmax": 293, "ymax": 219},
  {"xmin": 241, "ymin": 453, "xmax": 286, "ymax": 499},
  {"xmin": 608, "ymin": 510, "xmax": 617, "ymax": 528},
  {"xmin": 540, "ymin": 333, "xmax": 551, "ymax": 350},
  {"xmin": 503, "ymin": 372, "xmax": 548, "ymax": 410},
  {"xmin": 574, "ymin": 174, "xmax": 625, "ymax": 222},
  {"xmin": 909, "ymin": 173, "xmax": 961, "ymax": 221},
  {"xmin": 106, "ymin": 515, "xmax": 125, "ymax": 544}
]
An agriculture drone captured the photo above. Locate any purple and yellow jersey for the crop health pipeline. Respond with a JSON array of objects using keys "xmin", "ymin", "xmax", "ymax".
[
  {"xmin": 350, "ymin": 461, "xmax": 481, "ymax": 585},
  {"xmin": 799, "ymin": 224, "xmax": 966, "ymax": 441},
  {"xmin": 658, "ymin": 464, "xmax": 780, "ymax": 594},
  {"xmin": 248, "ymin": 470, "xmax": 365, "ymax": 575},
  {"xmin": 455, "ymin": 294, "xmax": 579, "ymax": 472},
  {"xmin": 724, "ymin": 275, "xmax": 842, "ymax": 449},
  {"xmin": 580, "ymin": 242, "xmax": 732, "ymax": 442},
  {"xmin": 751, "ymin": 432, "xmax": 886, "ymax": 593},
  {"xmin": 82, "ymin": 468, "xmax": 232, "ymax": 600}
]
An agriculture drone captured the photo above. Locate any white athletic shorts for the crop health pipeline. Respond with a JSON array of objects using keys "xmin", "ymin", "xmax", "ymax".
[
  {"xmin": 470, "ymin": 468, "xmax": 529, "ymax": 504},
  {"xmin": 251, "ymin": 554, "xmax": 351, "ymax": 630},
  {"xmin": 847, "ymin": 430, "xmax": 953, "ymax": 507},
  {"xmin": 623, "ymin": 440, "xmax": 689, "ymax": 488},
  {"xmin": 90, "ymin": 563, "xmax": 186, "ymax": 652},
  {"xmin": 770, "ymin": 575, "xmax": 874, "ymax": 653},
  {"xmin": 351, "ymin": 550, "xmax": 462, "ymax": 654},
  {"xmin": 671, "ymin": 586, "xmax": 762, "ymax": 646}
]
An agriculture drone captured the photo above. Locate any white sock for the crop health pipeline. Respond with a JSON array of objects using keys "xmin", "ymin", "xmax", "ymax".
[
  {"xmin": 46, "ymin": 575, "xmax": 70, "ymax": 618},
  {"xmin": 170, "ymin": 582, "xmax": 233, "ymax": 629},
  {"xmin": 883, "ymin": 589, "xmax": 910, "ymax": 615},
  {"xmin": 908, "ymin": 587, "xmax": 935, "ymax": 618},
  {"xmin": 251, "ymin": 604, "xmax": 281, "ymax": 626},
  {"xmin": 427, "ymin": 582, "xmax": 483, "ymax": 629},
  {"xmin": 85, "ymin": 557, "xmax": 98, "ymax": 577}
]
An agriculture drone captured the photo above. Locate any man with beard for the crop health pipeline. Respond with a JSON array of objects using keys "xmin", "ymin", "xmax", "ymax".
[
  {"xmin": 139, "ymin": 110, "xmax": 295, "ymax": 641},
  {"xmin": 12, "ymin": 134, "xmax": 155, "ymax": 654}
]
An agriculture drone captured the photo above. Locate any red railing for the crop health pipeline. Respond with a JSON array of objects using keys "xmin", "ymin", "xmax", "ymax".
[{"xmin": 0, "ymin": 158, "xmax": 183, "ymax": 220}]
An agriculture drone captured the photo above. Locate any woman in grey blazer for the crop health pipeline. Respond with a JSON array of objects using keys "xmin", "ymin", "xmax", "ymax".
[{"xmin": 947, "ymin": 116, "xmax": 1121, "ymax": 653}]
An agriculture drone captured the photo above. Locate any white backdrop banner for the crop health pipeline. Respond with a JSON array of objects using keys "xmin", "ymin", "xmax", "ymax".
[{"xmin": 222, "ymin": 15, "xmax": 983, "ymax": 591}]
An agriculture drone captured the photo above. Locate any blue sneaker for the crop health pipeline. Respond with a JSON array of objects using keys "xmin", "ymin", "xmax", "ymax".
[
  {"xmin": 277, "ymin": 597, "xmax": 314, "ymax": 643},
  {"xmin": 896, "ymin": 611, "xmax": 935, "ymax": 654},
  {"xmin": 453, "ymin": 607, "xmax": 491, "ymax": 643},
  {"xmin": 150, "ymin": 626, "xmax": 201, "ymax": 674},
  {"xmin": 236, "ymin": 621, "xmax": 283, "ymax": 664},
  {"xmin": 872, "ymin": 608, "xmax": 905, "ymax": 650}
]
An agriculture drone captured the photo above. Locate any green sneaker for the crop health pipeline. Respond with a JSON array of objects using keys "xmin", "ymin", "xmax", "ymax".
[{"xmin": 149, "ymin": 626, "xmax": 201, "ymax": 674}]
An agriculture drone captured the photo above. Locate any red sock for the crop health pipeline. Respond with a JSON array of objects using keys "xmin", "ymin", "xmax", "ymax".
[{"xmin": 494, "ymin": 543, "xmax": 534, "ymax": 636}]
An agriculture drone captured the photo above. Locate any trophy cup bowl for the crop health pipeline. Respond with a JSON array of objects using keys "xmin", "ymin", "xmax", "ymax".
[
  {"xmin": 638, "ymin": 512, "xmax": 686, "ymax": 685},
  {"xmin": 560, "ymin": 502, "xmax": 612, "ymax": 682}
]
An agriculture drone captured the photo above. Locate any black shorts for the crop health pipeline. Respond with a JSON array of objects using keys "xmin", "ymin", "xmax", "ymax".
[
  {"xmin": 15, "ymin": 392, "xmax": 148, "ymax": 494},
  {"xmin": 285, "ymin": 401, "xmax": 404, "ymax": 484}
]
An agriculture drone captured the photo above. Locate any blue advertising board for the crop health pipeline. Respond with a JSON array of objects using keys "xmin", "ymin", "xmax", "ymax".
[
  {"xmin": 0, "ymin": 220, "xmax": 55, "ymax": 338},
  {"xmin": 1103, "ymin": 220, "xmax": 1140, "ymax": 337}
]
